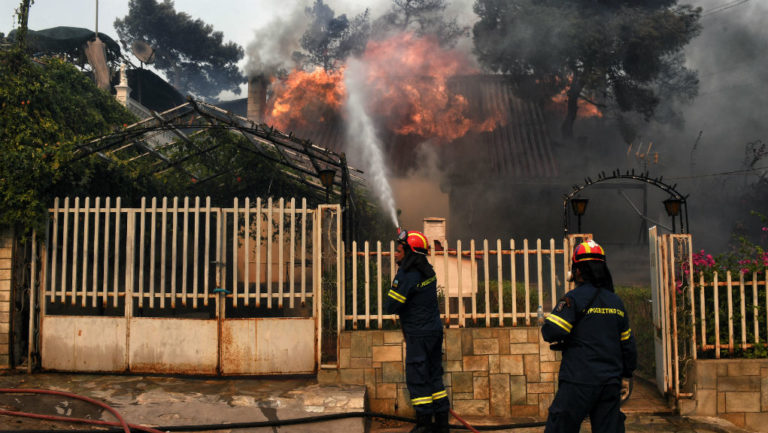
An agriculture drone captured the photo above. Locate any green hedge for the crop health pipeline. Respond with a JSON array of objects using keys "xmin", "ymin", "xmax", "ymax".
[{"xmin": 616, "ymin": 286, "xmax": 654, "ymax": 379}]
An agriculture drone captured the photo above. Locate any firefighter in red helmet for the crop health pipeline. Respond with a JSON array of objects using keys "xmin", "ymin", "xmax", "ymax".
[
  {"xmin": 386, "ymin": 228, "xmax": 449, "ymax": 433},
  {"xmin": 541, "ymin": 240, "xmax": 637, "ymax": 433}
]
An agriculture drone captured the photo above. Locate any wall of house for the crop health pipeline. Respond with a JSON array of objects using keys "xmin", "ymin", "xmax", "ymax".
[
  {"xmin": 318, "ymin": 327, "xmax": 560, "ymax": 419},
  {"xmin": 680, "ymin": 359, "xmax": 768, "ymax": 431},
  {"xmin": 0, "ymin": 228, "xmax": 13, "ymax": 368}
]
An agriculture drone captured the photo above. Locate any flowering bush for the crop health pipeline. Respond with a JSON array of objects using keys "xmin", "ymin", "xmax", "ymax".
[{"xmin": 676, "ymin": 212, "xmax": 768, "ymax": 293}]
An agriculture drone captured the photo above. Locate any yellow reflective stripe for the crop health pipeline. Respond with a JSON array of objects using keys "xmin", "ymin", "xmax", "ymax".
[
  {"xmin": 389, "ymin": 289, "xmax": 406, "ymax": 302},
  {"xmin": 388, "ymin": 290, "xmax": 406, "ymax": 303},
  {"xmin": 409, "ymin": 232, "xmax": 428, "ymax": 248},
  {"xmin": 432, "ymin": 390, "xmax": 448, "ymax": 400},
  {"xmin": 411, "ymin": 396, "xmax": 433, "ymax": 405},
  {"xmin": 546, "ymin": 314, "xmax": 573, "ymax": 332},
  {"xmin": 418, "ymin": 275, "xmax": 436, "ymax": 288},
  {"xmin": 621, "ymin": 329, "xmax": 632, "ymax": 341}
]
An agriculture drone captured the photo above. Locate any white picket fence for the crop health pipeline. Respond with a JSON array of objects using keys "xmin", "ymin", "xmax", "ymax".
[
  {"xmin": 696, "ymin": 270, "xmax": 768, "ymax": 356},
  {"xmin": 342, "ymin": 237, "xmax": 585, "ymax": 329},
  {"xmin": 43, "ymin": 196, "xmax": 329, "ymax": 313}
]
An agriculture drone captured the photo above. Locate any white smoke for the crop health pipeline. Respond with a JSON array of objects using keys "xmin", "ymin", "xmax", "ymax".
[
  {"xmin": 343, "ymin": 58, "xmax": 399, "ymax": 227},
  {"xmin": 245, "ymin": 4, "xmax": 310, "ymax": 77}
]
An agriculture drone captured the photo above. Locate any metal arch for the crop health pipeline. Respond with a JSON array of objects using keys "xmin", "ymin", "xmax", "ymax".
[{"xmin": 562, "ymin": 169, "xmax": 690, "ymax": 236}]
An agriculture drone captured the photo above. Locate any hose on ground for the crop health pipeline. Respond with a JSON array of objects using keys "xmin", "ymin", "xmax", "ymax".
[
  {"xmin": 0, "ymin": 388, "xmax": 163, "ymax": 433},
  {"xmin": 0, "ymin": 388, "xmax": 547, "ymax": 432}
]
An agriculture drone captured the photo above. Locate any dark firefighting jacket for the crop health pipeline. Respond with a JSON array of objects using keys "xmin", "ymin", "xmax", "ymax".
[
  {"xmin": 541, "ymin": 282, "xmax": 637, "ymax": 385},
  {"xmin": 385, "ymin": 264, "xmax": 442, "ymax": 336}
]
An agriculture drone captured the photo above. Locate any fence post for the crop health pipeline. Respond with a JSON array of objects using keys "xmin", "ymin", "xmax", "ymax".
[{"xmin": 496, "ymin": 239, "xmax": 503, "ymax": 327}]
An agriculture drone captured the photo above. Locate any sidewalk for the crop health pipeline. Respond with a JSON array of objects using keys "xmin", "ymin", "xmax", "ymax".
[
  {"xmin": 0, "ymin": 371, "xmax": 755, "ymax": 433},
  {"xmin": 0, "ymin": 371, "xmax": 365, "ymax": 432}
]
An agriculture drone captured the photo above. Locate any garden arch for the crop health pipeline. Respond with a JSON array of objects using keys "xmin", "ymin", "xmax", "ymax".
[{"xmin": 562, "ymin": 169, "xmax": 690, "ymax": 237}]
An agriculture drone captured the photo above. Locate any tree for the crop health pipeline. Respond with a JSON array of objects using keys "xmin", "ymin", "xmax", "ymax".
[
  {"xmin": 114, "ymin": 0, "xmax": 244, "ymax": 100},
  {"xmin": 472, "ymin": 0, "xmax": 701, "ymax": 138},
  {"xmin": 299, "ymin": 0, "xmax": 370, "ymax": 71},
  {"xmin": 375, "ymin": 0, "xmax": 468, "ymax": 47},
  {"xmin": 0, "ymin": 46, "xmax": 158, "ymax": 236}
]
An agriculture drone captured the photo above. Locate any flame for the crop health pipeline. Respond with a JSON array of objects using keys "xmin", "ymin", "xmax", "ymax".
[
  {"xmin": 266, "ymin": 67, "xmax": 346, "ymax": 130},
  {"xmin": 549, "ymin": 77, "xmax": 603, "ymax": 118},
  {"xmin": 265, "ymin": 32, "xmax": 506, "ymax": 141},
  {"xmin": 361, "ymin": 33, "xmax": 504, "ymax": 141}
]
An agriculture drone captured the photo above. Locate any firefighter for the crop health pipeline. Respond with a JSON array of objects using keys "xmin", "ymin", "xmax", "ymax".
[
  {"xmin": 385, "ymin": 229, "xmax": 449, "ymax": 433},
  {"xmin": 542, "ymin": 240, "xmax": 637, "ymax": 433}
]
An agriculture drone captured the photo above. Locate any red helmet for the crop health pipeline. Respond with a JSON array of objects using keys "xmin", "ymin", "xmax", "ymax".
[
  {"xmin": 572, "ymin": 240, "xmax": 606, "ymax": 263},
  {"xmin": 397, "ymin": 228, "xmax": 429, "ymax": 255}
]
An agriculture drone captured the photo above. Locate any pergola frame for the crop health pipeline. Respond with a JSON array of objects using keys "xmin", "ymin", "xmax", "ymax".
[{"xmin": 72, "ymin": 98, "xmax": 365, "ymax": 245}]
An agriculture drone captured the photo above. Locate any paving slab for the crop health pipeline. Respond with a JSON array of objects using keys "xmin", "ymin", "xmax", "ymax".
[
  {"xmin": 0, "ymin": 371, "xmax": 757, "ymax": 433},
  {"xmin": 0, "ymin": 372, "xmax": 366, "ymax": 433}
]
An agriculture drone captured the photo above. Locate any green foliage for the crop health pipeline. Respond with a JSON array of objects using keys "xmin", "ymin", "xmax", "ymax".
[
  {"xmin": 471, "ymin": 0, "xmax": 702, "ymax": 138},
  {"xmin": 616, "ymin": 286, "xmax": 655, "ymax": 379},
  {"xmin": 144, "ymin": 128, "xmax": 320, "ymax": 205},
  {"xmin": 299, "ymin": 0, "xmax": 370, "ymax": 71},
  {"xmin": 374, "ymin": 0, "xmax": 468, "ymax": 47},
  {"xmin": 0, "ymin": 48, "xmax": 146, "ymax": 236},
  {"xmin": 475, "ymin": 280, "xmax": 540, "ymax": 327},
  {"xmin": 114, "ymin": 0, "xmax": 245, "ymax": 100},
  {"xmin": 739, "ymin": 342, "xmax": 768, "ymax": 359}
]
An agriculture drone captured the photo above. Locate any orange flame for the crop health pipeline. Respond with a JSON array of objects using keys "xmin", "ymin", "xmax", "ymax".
[
  {"xmin": 361, "ymin": 33, "xmax": 504, "ymax": 141},
  {"xmin": 549, "ymin": 77, "xmax": 603, "ymax": 119},
  {"xmin": 266, "ymin": 33, "xmax": 506, "ymax": 141},
  {"xmin": 266, "ymin": 67, "xmax": 346, "ymax": 130}
]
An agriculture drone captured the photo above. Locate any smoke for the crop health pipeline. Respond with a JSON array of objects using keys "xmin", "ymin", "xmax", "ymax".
[
  {"xmin": 240, "ymin": 0, "xmax": 768, "ymax": 278},
  {"xmin": 637, "ymin": 0, "xmax": 768, "ymax": 251},
  {"xmin": 391, "ymin": 141, "xmax": 450, "ymax": 231},
  {"xmin": 244, "ymin": 4, "xmax": 310, "ymax": 78},
  {"xmin": 343, "ymin": 58, "xmax": 399, "ymax": 227}
]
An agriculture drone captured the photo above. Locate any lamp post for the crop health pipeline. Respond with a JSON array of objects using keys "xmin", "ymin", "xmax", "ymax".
[
  {"xmin": 319, "ymin": 168, "xmax": 336, "ymax": 203},
  {"xmin": 571, "ymin": 198, "xmax": 589, "ymax": 233},
  {"xmin": 664, "ymin": 198, "xmax": 682, "ymax": 233}
]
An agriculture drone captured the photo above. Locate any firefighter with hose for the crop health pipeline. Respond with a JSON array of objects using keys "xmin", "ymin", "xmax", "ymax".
[
  {"xmin": 385, "ymin": 228, "xmax": 449, "ymax": 433},
  {"xmin": 542, "ymin": 240, "xmax": 637, "ymax": 433}
]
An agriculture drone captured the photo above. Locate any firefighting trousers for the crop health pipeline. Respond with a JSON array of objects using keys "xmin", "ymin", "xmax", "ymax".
[
  {"xmin": 404, "ymin": 333, "xmax": 450, "ymax": 415},
  {"xmin": 544, "ymin": 381, "xmax": 625, "ymax": 433}
]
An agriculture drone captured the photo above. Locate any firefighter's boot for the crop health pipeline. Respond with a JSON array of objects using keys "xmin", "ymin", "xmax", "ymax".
[
  {"xmin": 409, "ymin": 413, "xmax": 433, "ymax": 433},
  {"xmin": 435, "ymin": 410, "xmax": 450, "ymax": 433}
]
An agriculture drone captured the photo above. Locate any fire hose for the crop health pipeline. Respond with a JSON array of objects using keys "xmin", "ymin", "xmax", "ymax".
[
  {"xmin": 0, "ymin": 381, "xmax": 634, "ymax": 433},
  {"xmin": 0, "ymin": 388, "xmax": 547, "ymax": 432}
]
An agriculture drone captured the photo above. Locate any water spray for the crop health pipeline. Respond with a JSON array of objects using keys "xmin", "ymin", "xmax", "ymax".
[{"xmin": 344, "ymin": 59, "xmax": 399, "ymax": 228}]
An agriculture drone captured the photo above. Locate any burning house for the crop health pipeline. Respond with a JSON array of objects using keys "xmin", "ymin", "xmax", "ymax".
[{"xmin": 222, "ymin": 32, "xmax": 599, "ymax": 245}]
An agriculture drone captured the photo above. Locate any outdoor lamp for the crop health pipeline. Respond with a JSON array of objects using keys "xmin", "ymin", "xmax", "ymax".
[
  {"xmin": 664, "ymin": 197, "xmax": 682, "ymax": 233},
  {"xmin": 571, "ymin": 198, "xmax": 589, "ymax": 233},
  {"xmin": 319, "ymin": 168, "xmax": 335, "ymax": 202},
  {"xmin": 663, "ymin": 198, "xmax": 681, "ymax": 217},
  {"xmin": 571, "ymin": 198, "xmax": 589, "ymax": 217}
]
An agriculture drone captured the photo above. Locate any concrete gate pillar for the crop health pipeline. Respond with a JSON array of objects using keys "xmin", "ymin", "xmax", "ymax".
[{"xmin": 0, "ymin": 228, "xmax": 12, "ymax": 368}]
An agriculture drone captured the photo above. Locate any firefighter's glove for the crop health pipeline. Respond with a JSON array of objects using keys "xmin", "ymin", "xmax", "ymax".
[{"xmin": 549, "ymin": 341, "xmax": 568, "ymax": 351}]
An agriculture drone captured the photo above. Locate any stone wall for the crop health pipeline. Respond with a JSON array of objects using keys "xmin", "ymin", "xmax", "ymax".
[
  {"xmin": 681, "ymin": 359, "xmax": 768, "ymax": 430},
  {"xmin": 319, "ymin": 327, "xmax": 560, "ymax": 419},
  {"xmin": 0, "ymin": 228, "xmax": 13, "ymax": 368}
]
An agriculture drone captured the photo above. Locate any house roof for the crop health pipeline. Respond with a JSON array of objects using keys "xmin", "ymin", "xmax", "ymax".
[
  {"xmin": 125, "ymin": 68, "xmax": 186, "ymax": 113},
  {"xmin": 223, "ymin": 74, "xmax": 557, "ymax": 179}
]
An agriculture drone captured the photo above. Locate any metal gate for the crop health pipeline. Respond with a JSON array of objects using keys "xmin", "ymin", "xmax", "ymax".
[
  {"xmin": 649, "ymin": 226, "xmax": 696, "ymax": 399},
  {"xmin": 30, "ymin": 197, "xmax": 341, "ymax": 375}
]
